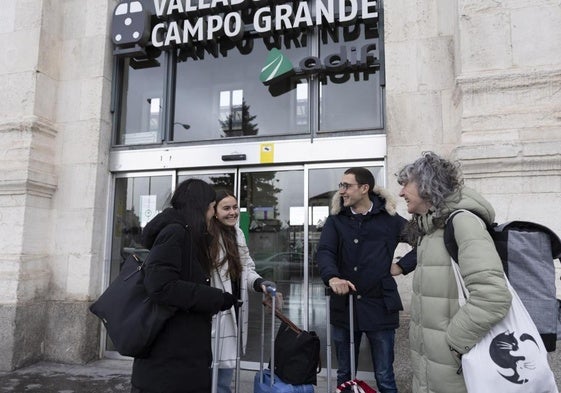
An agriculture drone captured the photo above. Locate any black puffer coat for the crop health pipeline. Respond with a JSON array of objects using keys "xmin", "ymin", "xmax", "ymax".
[{"xmin": 131, "ymin": 208, "xmax": 225, "ymax": 393}]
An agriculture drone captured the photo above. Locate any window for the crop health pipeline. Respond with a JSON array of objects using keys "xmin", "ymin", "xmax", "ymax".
[
  {"xmin": 172, "ymin": 39, "xmax": 310, "ymax": 142},
  {"xmin": 114, "ymin": 1, "xmax": 384, "ymax": 145},
  {"xmin": 116, "ymin": 57, "xmax": 165, "ymax": 145}
]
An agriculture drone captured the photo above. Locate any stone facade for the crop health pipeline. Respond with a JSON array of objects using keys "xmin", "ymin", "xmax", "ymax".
[
  {"xmin": 0, "ymin": 0, "xmax": 559, "ymax": 371},
  {"xmin": 385, "ymin": 0, "xmax": 561, "ymax": 232},
  {"xmin": 0, "ymin": 0, "xmax": 115, "ymax": 370}
]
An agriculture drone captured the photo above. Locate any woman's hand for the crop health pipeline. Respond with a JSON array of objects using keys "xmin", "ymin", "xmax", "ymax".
[{"xmin": 261, "ymin": 281, "xmax": 283, "ymax": 310}]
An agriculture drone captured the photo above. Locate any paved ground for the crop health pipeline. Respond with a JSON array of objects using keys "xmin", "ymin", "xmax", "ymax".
[{"xmin": 0, "ymin": 319, "xmax": 559, "ymax": 392}]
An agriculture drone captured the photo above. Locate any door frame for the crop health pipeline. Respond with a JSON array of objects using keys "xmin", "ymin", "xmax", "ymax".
[{"xmin": 102, "ymin": 160, "xmax": 387, "ymax": 363}]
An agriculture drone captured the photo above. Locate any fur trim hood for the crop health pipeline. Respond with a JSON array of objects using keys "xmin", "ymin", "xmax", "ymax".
[{"xmin": 330, "ymin": 185, "xmax": 398, "ymax": 216}]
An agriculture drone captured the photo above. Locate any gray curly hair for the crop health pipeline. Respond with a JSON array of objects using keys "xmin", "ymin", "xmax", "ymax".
[{"xmin": 396, "ymin": 151, "xmax": 464, "ymax": 212}]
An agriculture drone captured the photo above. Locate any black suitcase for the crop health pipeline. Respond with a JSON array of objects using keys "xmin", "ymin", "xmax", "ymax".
[{"xmin": 253, "ymin": 286, "xmax": 315, "ymax": 393}]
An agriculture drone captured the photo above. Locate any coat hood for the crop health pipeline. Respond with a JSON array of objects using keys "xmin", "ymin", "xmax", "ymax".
[
  {"xmin": 442, "ymin": 187, "xmax": 495, "ymax": 224},
  {"xmin": 416, "ymin": 187, "xmax": 495, "ymax": 236},
  {"xmin": 141, "ymin": 208, "xmax": 187, "ymax": 249},
  {"xmin": 330, "ymin": 185, "xmax": 398, "ymax": 216}
]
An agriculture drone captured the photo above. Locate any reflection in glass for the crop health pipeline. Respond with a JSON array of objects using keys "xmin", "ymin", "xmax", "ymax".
[
  {"xmin": 173, "ymin": 40, "xmax": 310, "ymax": 142},
  {"xmin": 115, "ymin": 1, "xmax": 385, "ymax": 145},
  {"xmin": 177, "ymin": 173, "xmax": 235, "ymax": 194},
  {"xmin": 108, "ymin": 175, "xmax": 172, "ymax": 351},
  {"xmin": 240, "ymin": 169, "xmax": 306, "ymax": 363},
  {"xmin": 296, "ymin": 83, "xmax": 309, "ymax": 128},
  {"xmin": 319, "ymin": 37, "xmax": 383, "ymax": 132},
  {"xmin": 219, "ymin": 89, "xmax": 259, "ymax": 137},
  {"xmin": 117, "ymin": 57, "xmax": 165, "ymax": 145},
  {"xmin": 148, "ymin": 98, "xmax": 161, "ymax": 132}
]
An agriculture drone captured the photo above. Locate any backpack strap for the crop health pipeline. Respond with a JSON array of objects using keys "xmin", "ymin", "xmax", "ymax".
[
  {"xmin": 444, "ymin": 210, "xmax": 463, "ymax": 263},
  {"xmin": 444, "ymin": 209, "xmax": 487, "ymax": 264}
]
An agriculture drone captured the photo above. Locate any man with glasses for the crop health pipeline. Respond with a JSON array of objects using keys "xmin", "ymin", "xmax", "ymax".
[{"xmin": 317, "ymin": 167, "xmax": 416, "ymax": 393}]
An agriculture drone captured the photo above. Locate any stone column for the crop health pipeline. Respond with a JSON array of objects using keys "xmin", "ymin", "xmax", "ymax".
[
  {"xmin": 0, "ymin": 0, "xmax": 114, "ymax": 370},
  {"xmin": 384, "ymin": 0, "xmax": 461, "ymax": 196}
]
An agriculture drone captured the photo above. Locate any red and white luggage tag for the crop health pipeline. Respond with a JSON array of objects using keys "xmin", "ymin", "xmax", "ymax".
[{"xmin": 336, "ymin": 379, "xmax": 377, "ymax": 393}]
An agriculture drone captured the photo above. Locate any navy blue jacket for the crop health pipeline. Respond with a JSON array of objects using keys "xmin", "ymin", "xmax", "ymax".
[{"xmin": 317, "ymin": 189, "xmax": 416, "ymax": 331}]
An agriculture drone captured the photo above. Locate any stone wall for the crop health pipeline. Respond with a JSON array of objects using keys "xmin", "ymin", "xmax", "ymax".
[
  {"xmin": 0, "ymin": 0, "xmax": 115, "ymax": 370},
  {"xmin": 385, "ymin": 0, "xmax": 561, "ymax": 305}
]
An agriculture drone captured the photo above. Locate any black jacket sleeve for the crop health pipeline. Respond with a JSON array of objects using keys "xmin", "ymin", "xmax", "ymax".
[
  {"xmin": 143, "ymin": 224, "xmax": 225, "ymax": 314},
  {"xmin": 396, "ymin": 247, "xmax": 417, "ymax": 275}
]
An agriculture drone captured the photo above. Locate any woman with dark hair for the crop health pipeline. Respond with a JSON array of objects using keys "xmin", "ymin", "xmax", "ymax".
[
  {"xmin": 130, "ymin": 179, "xmax": 236, "ymax": 393},
  {"xmin": 394, "ymin": 152, "xmax": 511, "ymax": 393},
  {"xmin": 208, "ymin": 190, "xmax": 279, "ymax": 393}
]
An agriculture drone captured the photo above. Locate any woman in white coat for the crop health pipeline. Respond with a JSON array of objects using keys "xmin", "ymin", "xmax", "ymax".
[{"xmin": 208, "ymin": 190, "xmax": 280, "ymax": 393}]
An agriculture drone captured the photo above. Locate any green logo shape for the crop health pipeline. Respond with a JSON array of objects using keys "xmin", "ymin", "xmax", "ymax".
[{"xmin": 260, "ymin": 48, "xmax": 294, "ymax": 84}]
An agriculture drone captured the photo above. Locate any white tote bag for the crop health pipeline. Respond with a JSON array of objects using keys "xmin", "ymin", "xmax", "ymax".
[{"xmin": 450, "ymin": 259, "xmax": 559, "ymax": 393}]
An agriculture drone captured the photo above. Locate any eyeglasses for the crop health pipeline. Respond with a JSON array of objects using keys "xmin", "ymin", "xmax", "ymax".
[{"xmin": 338, "ymin": 182, "xmax": 361, "ymax": 190}]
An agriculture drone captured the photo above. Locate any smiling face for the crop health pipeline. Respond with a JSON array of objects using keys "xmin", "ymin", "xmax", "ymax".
[
  {"xmin": 399, "ymin": 180, "xmax": 431, "ymax": 215},
  {"xmin": 214, "ymin": 195, "xmax": 239, "ymax": 227},
  {"xmin": 339, "ymin": 173, "xmax": 369, "ymax": 210}
]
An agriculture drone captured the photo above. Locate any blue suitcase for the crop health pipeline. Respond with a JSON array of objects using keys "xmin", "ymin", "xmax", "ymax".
[
  {"xmin": 254, "ymin": 369, "xmax": 314, "ymax": 393},
  {"xmin": 254, "ymin": 287, "xmax": 314, "ymax": 393}
]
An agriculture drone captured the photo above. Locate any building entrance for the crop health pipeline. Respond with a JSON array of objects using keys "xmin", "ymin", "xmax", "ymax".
[{"xmin": 106, "ymin": 162, "xmax": 385, "ymax": 371}]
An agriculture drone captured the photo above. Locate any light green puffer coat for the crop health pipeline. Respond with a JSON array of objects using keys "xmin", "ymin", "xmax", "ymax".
[{"xmin": 409, "ymin": 187, "xmax": 512, "ymax": 393}]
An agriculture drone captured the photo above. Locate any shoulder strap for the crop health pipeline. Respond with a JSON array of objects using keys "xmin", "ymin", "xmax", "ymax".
[
  {"xmin": 444, "ymin": 209, "xmax": 487, "ymax": 263},
  {"xmin": 444, "ymin": 210, "xmax": 464, "ymax": 263}
]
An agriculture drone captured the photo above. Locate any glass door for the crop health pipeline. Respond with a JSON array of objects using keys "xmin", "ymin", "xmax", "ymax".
[
  {"xmin": 106, "ymin": 162, "xmax": 386, "ymax": 371},
  {"xmin": 306, "ymin": 164, "xmax": 385, "ymax": 373},
  {"xmin": 107, "ymin": 172, "xmax": 174, "ymax": 353},
  {"xmin": 239, "ymin": 167, "xmax": 306, "ymax": 364}
]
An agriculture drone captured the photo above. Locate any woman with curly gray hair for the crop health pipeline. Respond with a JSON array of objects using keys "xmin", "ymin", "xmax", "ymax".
[{"xmin": 394, "ymin": 152, "xmax": 511, "ymax": 393}]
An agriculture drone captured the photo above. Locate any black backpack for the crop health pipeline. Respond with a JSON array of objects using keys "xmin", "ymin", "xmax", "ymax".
[{"xmin": 444, "ymin": 209, "xmax": 561, "ymax": 352}]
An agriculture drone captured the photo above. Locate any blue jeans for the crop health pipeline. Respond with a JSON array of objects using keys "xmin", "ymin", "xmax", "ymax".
[
  {"xmin": 332, "ymin": 325, "xmax": 398, "ymax": 393},
  {"xmin": 216, "ymin": 368, "xmax": 234, "ymax": 393}
]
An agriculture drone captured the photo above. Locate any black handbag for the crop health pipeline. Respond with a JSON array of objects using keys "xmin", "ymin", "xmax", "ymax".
[
  {"xmin": 264, "ymin": 300, "xmax": 321, "ymax": 385},
  {"xmin": 89, "ymin": 253, "xmax": 176, "ymax": 357}
]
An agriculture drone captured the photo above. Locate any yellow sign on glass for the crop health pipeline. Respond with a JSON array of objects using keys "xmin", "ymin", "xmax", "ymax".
[{"xmin": 260, "ymin": 143, "xmax": 274, "ymax": 163}]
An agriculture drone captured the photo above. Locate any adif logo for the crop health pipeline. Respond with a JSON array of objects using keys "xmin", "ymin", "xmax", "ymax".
[
  {"xmin": 260, "ymin": 48, "xmax": 295, "ymax": 85},
  {"xmin": 489, "ymin": 331, "xmax": 540, "ymax": 384},
  {"xmin": 260, "ymin": 44, "xmax": 379, "ymax": 95}
]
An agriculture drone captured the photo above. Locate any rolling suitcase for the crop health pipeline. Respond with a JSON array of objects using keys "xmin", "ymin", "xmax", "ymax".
[
  {"xmin": 253, "ymin": 286, "xmax": 315, "ymax": 393},
  {"xmin": 325, "ymin": 289, "xmax": 378, "ymax": 393}
]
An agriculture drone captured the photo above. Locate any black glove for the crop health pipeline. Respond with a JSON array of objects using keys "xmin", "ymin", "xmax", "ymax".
[
  {"xmin": 220, "ymin": 292, "xmax": 235, "ymax": 311},
  {"xmin": 261, "ymin": 280, "xmax": 276, "ymax": 292}
]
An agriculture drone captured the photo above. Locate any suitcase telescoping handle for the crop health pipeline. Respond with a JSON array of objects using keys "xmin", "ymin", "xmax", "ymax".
[
  {"xmin": 325, "ymin": 288, "xmax": 357, "ymax": 388},
  {"xmin": 211, "ymin": 310, "xmax": 222, "ymax": 393},
  {"xmin": 259, "ymin": 285, "xmax": 277, "ymax": 387},
  {"xmin": 349, "ymin": 292, "xmax": 356, "ymax": 380},
  {"xmin": 234, "ymin": 299, "xmax": 243, "ymax": 393},
  {"xmin": 325, "ymin": 287, "xmax": 333, "ymax": 393}
]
